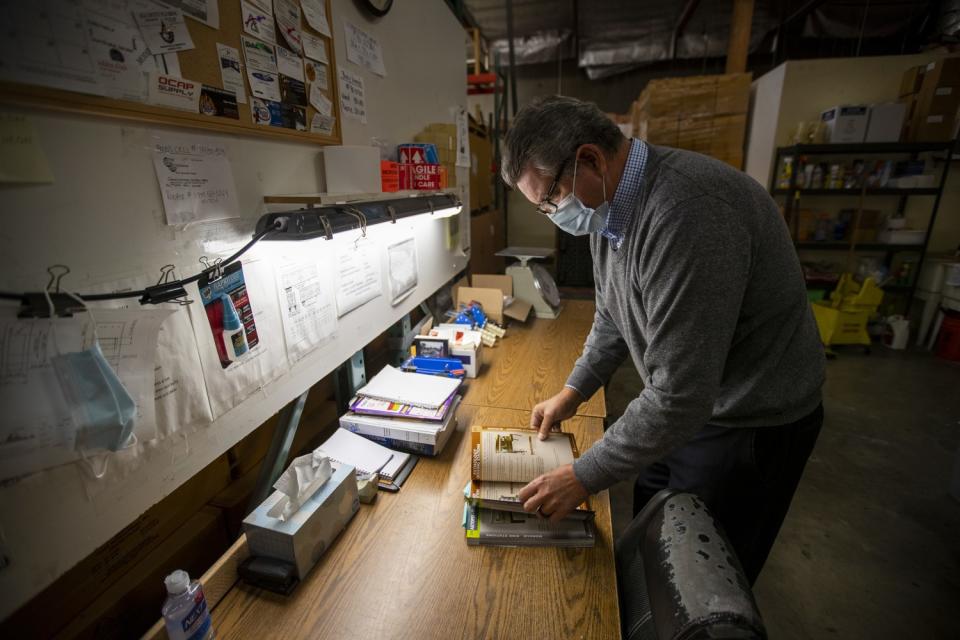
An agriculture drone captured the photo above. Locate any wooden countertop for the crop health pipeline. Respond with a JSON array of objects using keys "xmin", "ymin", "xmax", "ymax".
[
  {"xmin": 461, "ymin": 299, "xmax": 607, "ymax": 418},
  {"xmin": 211, "ymin": 405, "xmax": 621, "ymax": 640}
]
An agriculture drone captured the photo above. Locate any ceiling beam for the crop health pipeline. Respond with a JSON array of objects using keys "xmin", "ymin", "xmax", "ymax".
[
  {"xmin": 670, "ymin": 0, "xmax": 702, "ymax": 59},
  {"xmin": 726, "ymin": 0, "xmax": 754, "ymax": 73}
]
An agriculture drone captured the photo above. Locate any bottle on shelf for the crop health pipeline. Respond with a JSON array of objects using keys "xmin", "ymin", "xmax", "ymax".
[{"xmin": 162, "ymin": 570, "xmax": 216, "ymax": 640}]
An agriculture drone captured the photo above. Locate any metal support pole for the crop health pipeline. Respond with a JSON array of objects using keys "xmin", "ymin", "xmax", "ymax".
[
  {"xmin": 247, "ymin": 389, "xmax": 310, "ymax": 512},
  {"xmin": 505, "ymin": 0, "xmax": 518, "ymax": 116}
]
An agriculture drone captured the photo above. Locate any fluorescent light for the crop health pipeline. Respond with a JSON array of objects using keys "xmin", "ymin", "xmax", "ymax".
[{"xmin": 432, "ymin": 204, "xmax": 462, "ymax": 219}]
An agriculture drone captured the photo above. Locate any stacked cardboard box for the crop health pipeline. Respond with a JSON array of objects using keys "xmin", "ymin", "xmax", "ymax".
[
  {"xmin": 631, "ymin": 72, "xmax": 751, "ymax": 168},
  {"xmin": 414, "ymin": 123, "xmax": 458, "ymax": 188},
  {"xmin": 901, "ymin": 57, "xmax": 960, "ymax": 141},
  {"xmin": 470, "ymin": 127, "xmax": 493, "ymax": 211}
]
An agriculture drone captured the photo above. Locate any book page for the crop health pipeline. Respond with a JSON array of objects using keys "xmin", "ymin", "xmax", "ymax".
[{"xmin": 471, "ymin": 427, "xmax": 577, "ymax": 483}]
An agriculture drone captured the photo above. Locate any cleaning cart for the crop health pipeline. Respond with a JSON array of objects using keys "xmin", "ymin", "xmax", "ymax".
[{"xmin": 811, "ymin": 274, "xmax": 884, "ymax": 353}]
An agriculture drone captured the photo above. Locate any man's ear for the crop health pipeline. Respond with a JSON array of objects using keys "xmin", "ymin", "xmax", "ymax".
[{"xmin": 576, "ymin": 144, "xmax": 606, "ymax": 174}]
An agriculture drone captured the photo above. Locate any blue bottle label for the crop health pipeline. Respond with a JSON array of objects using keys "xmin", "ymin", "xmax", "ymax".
[{"xmin": 168, "ymin": 590, "xmax": 212, "ymax": 640}]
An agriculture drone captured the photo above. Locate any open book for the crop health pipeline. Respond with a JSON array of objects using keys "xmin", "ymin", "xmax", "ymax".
[{"xmin": 467, "ymin": 426, "xmax": 593, "ymax": 520}]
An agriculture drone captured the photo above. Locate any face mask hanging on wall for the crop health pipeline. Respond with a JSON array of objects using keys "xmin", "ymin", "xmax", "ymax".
[{"xmin": 46, "ymin": 292, "xmax": 138, "ymax": 455}]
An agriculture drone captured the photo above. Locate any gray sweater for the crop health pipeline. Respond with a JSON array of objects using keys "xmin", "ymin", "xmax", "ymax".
[{"xmin": 568, "ymin": 145, "xmax": 825, "ymax": 494}]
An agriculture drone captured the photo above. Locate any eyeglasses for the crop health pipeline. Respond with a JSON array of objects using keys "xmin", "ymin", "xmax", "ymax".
[{"xmin": 536, "ymin": 157, "xmax": 570, "ymax": 215}]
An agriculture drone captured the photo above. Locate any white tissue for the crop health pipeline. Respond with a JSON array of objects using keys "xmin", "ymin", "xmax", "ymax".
[{"xmin": 267, "ymin": 450, "xmax": 332, "ymax": 521}]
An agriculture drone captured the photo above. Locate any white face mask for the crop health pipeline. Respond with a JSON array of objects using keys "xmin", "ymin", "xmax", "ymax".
[{"xmin": 548, "ymin": 155, "xmax": 609, "ymax": 236}]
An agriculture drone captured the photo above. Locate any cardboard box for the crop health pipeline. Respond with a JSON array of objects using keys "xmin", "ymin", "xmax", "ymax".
[
  {"xmin": 865, "ymin": 103, "xmax": 907, "ymax": 142},
  {"xmin": 243, "ymin": 463, "xmax": 359, "ymax": 580},
  {"xmin": 714, "ymin": 72, "xmax": 752, "ymax": 114},
  {"xmin": 900, "ymin": 65, "xmax": 925, "ymax": 97},
  {"xmin": 637, "ymin": 115, "xmax": 680, "ymax": 146},
  {"xmin": 398, "ymin": 143, "xmax": 439, "ymax": 164},
  {"xmin": 820, "ymin": 105, "xmax": 869, "ymax": 143},
  {"xmin": 469, "ymin": 274, "xmax": 533, "ymax": 323},
  {"xmin": 908, "ymin": 60, "xmax": 960, "ymax": 141},
  {"xmin": 922, "ymin": 56, "xmax": 960, "ymax": 90},
  {"xmin": 381, "ymin": 160, "xmax": 400, "ymax": 192},
  {"xmin": 399, "ymin": 163, "xmax": 444, "ymax": 190}
]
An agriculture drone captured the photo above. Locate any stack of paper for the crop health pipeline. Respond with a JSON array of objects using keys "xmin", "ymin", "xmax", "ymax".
[
  {"xmin": 355, "ymin": 365, "xmax": 461, "ymax": 409},
  {"xmin": 462, "ymin": 425, "xmax": 595, "ymax": 547},
  {"xmin": 317, "ymin": 427, "xmax": 417, "ymax": 492},
  {"xmin": 338, "ymin": 366, "xmax": 462, "ymax": 459}
]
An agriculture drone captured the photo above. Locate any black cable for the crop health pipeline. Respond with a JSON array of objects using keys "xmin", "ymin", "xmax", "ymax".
[{"xmin": 0, "ymin": 219, "xmax": 282, "ymax": 304}]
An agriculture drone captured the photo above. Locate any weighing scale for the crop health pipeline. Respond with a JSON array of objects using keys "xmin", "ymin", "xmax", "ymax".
[{"xmin": 496, "ymin": 246, "xmax": 562, "ymax": 319}]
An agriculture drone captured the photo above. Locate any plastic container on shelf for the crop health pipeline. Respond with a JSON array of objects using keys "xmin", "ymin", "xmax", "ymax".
[
  {"xmin": 935, "ymin": 312, "xmax": 960, "ymax": 361},
  {"xmin": 162, "ymin": 570, "xmax": 215, "ymax": 640}
]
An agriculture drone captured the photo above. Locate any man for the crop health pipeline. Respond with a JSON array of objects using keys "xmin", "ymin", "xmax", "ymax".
[{"xmin": 506, "ymin": 95, "xmax": 825, "ymax": 583}]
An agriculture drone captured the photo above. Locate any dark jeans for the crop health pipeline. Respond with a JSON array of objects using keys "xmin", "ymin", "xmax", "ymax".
[{"xmin": 633, "ymin": 404, "xmax": 824, "ymax": 585}]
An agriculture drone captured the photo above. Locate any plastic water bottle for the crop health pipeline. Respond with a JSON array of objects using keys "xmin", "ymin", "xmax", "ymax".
[{"xmin": 162, "ymin": 570, "xmax": 215, "ymax": 640}]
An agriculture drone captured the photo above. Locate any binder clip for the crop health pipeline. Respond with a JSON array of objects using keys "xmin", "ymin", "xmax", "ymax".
[
  {"xmin": 344, "ymin": 207, "xmax": 368, "ymax": 248},
  {"xmin": 18, "ymin": 265, "xmax": 86, "ymax": 318},
  {"xmin": 139, "ymin": 265, "xmax": 193, "ymax": 306},
  {"xmin": 199, "ymin": 256, "xmax": 225, "ymax": 282}
]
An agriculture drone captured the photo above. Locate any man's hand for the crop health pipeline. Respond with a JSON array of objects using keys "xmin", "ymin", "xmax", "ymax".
[
  {"xmin": 518, "ymin": 463, "xmax": 589, "ymax": 523},
  {"xmin": 531, "ymin": 387, "xmax": 583, "ymax": 440}
]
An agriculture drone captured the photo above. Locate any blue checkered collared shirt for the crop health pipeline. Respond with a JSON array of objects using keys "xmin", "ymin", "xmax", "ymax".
[{"xmin": 600, "ymin": 138, "xmax": 648, "ymax": 250}]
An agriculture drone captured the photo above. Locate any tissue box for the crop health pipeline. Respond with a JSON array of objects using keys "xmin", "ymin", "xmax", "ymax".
[{"xmin": 243, "ymin": 463, "xmax": 359, "ymax": 579}]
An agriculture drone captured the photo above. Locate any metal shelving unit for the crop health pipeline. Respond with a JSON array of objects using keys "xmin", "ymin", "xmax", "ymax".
[{"xmin": 770, "ymin": 140, "xmax": 957, "ymax": 313}]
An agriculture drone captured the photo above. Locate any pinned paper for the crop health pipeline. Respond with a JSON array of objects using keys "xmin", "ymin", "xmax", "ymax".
[
  {"xmin": 338, "ymin": 67, "xmax": 367, "ymax": 124},
  {"xmin": 335, "ymin": 238, "xmax": 382, "ymax": 316},
  {"xmin": 305, "ymin": 60, "xmax": 328, "ymax": 91},
  {"xmin": 301, "ymin": 0, "xmax": 331, "ymax": 37},
  {"xmin": 133, "ymin": 5, "xmax": 195, "ymax": 54},
  {"xmin": 276, "ymin": 45, "xmax": 305, "ymax": 81},
  {"xmin": 151, "ymin": 134, "xmax": 239, "ymax": 225},
  {"xmin": 267, "ymin": 451, "xmax": 332, "ymax": 520},
  {"xmin": 310, "ymin": 84, "xmax": 332, "ymax": 116},
  {"xmin": 241, "ymin": 0, "xmax": 277, "ymax": 45},
  {"xmin": 0, "ymin": 114, "xmax": 53, "ymax": 184},
  {"xmin": 344, "ymin": 21, "xmax": 386, "ymax": 77},
  {"xmin": 147, "ymin": 73, "xmax": 202, "ymax": 112},
  {"xmin": 274, "ymin": 0, "xmax": 303, "ymax": 54},
  {"xmin": 302, "ymin": 32, "xmax": 328, "ymax": 64},
  {"xmin": 216, "ymin": 43, "xmax": 247, "ymax": 104},
  {"xmin": 310, "ymin": 113, "xmax": 335, "ymax": 136}
]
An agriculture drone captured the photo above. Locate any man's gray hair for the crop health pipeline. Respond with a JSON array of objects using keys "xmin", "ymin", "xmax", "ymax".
[{"xmin": 501, "ymin": 95, "xmax": 625, "ymax": 188}]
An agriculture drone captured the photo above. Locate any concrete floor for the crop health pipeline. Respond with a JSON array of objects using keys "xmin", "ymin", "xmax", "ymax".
[{"xmin": 604, "ymin": 347, "xmax": 960, "ymax": 639}]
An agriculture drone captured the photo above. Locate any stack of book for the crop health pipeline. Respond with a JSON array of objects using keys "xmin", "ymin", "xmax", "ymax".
[
  {"xmin": 338, "ymin": 366, "xmax": 462, "ymax": 458},
  {"xmin": 462, "ymin": 426, "xmax": 596, "ymax": 547}
]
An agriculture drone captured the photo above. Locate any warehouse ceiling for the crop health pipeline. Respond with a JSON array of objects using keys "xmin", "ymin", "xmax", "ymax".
[{"xmin": 459, "ymin": 0, "xmax": 945, "ymax": 78}]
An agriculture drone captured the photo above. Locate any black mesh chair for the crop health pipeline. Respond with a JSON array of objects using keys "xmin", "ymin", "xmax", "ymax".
[{"xmin": 616, "ymin": 490, "xmax": 767, "ymax": 640}]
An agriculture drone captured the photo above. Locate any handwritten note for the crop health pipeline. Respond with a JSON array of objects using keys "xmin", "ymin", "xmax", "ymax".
[
  {"xmin": 0, "ymin": 114, "xmax": 53, "ymax": 183},
  {"xmin": 338, "ymin": 67, "xmax": 367, "ymax": 124},
  {"xmin": 151, "ymin": 135, "xmax": 239, "ymax": 225},
  {"xmin": 344, "ymin": 21, "xmax": 386, "ymax": 77}
]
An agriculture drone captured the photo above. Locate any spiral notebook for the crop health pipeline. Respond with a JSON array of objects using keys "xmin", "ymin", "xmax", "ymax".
[
  {"xmin": 357, "ymin": 365, "xmax": 461, "ymax": 409},
  {"xmin": 318, "ymin": 428, "xmax": 396, "ymax": 476}
]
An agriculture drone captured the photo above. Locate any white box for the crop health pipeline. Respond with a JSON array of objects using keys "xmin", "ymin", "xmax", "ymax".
[
  {"xmin": 322, "ymin": 145, "xmax": 381, "ymax": 194},
  {"xmin": 821, "ymin": 105, "xmax": 869, "ymax": 143},
  {"xmin": 866, "ymin": 103, "xmax": 907, "ymax": 142},
  {"xmin": 243, "ymin": 463, "xmax": 359, "ymax": 579},
  {"xmin": 425, "ymin": 326, "xmax": 484, "ymax": 378}
]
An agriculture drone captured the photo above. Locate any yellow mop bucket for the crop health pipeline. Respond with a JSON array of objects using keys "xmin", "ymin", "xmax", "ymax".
[{"xmin": 812, "ymin": 275, "xmax": 884, "ymax": 347}]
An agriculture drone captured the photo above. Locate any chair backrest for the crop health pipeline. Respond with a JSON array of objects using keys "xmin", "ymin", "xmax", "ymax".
[{"xmin": 616, "ymin": 490, "xmax": 767, "ymax": 640}]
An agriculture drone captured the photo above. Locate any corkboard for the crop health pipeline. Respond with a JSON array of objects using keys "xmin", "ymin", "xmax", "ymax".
[{"xmin": 0, "ymin": 0, "xmax": 341, "ymax": 145}]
